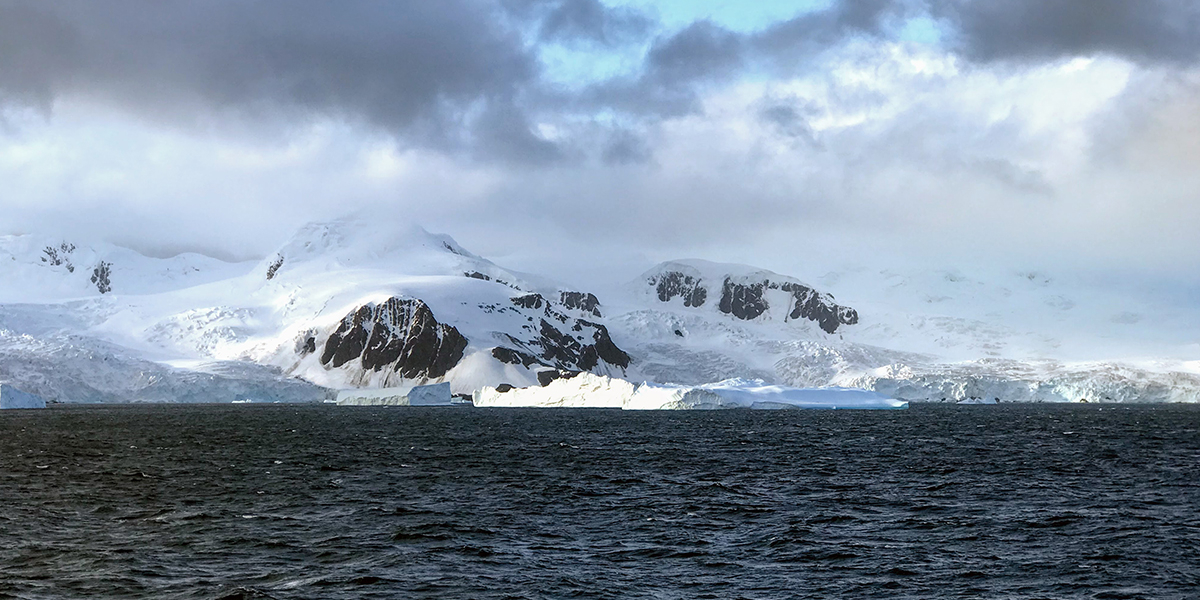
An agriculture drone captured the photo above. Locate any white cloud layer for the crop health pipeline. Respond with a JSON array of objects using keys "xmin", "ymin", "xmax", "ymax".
[{"xmin": 1, "ymin": 1, "xmax": 1199, "ymax": 300}]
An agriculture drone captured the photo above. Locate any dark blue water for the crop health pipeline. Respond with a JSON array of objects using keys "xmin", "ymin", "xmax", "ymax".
[{"xmin": 1, "ymin": 403, "xmax": 1198, "ymax": 599}]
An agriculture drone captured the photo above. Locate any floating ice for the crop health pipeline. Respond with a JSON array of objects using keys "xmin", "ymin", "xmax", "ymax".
[
  {"xmin": 628, "ymin": 378, "xmax": 908, "ymax": 410},
  {"xmin": 473, "ymin": 374, "xmax": 634, "ymax": 408},
  {"xmin": 0, "ymin": 383, "xmax": 47, "ymax": 409},
  {"xmin": 473, "ymin": 373, "xmax": 906, "ymax": 410},
  {"xmin": 336, "ymin": 382, "xmax": 452, "ymax": 406}
]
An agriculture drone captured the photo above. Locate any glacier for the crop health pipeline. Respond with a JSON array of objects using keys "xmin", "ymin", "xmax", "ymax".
[
  {"xmin": 0, "ymin": 219, "xmax": 1197, "ymax": 405},
  {"xmin": 336, "ymin": 382, "xmax": 453, "ymax": 406},
  {"xmin": 474, "ymin": 373, "xmax": 907, "ymax": 410},
  {"xmin": 0, "ymin": 383, "xmax": 46, "ymax": 409}
]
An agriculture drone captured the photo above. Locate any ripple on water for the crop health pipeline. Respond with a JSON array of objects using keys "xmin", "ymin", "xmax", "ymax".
[{"xmin": 0, "ymin": 403, "xmax": 1198, "ymax": 599}]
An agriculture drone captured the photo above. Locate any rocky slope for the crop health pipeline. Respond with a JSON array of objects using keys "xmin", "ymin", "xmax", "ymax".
[
  {"xmin": 0, "ymin": 220, "xmax": 1196, "ymax": 403},
  {"xmin": 644, "ymin": 260, "xmax": 858, "ymax": 333},
  {"xmin": 0, "ymin": 220, "xmax": 632, "ymax": 400}
]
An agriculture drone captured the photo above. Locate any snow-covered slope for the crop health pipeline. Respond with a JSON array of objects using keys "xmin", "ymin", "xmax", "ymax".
[
  {"xmin": 604, "ymin": 258, "xmax": 1200, "ymax": 403},
  {"xmin": 0, "ymin": 219, "xmax": 1195, "ymax": 404},
  {"xmin": 0, "ymin": 219, "xmax": 630, "ymax": 401}
]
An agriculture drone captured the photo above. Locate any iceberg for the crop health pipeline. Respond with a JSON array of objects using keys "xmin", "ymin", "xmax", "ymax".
[
  {"xmin": 627, "ymin": 378, "xmax": 908, "ymax": 410},
  {"xmin": 473, "ymin": 373, "xmax": 907, "ymax": 410},
  {"xmin": 474, "ymin": 373, "xmax": 635, "ymax": 408},
  {"xmin": 0, "ymin": 383, "xmax": 47, "ymax": 409},
  {"xmin": 336, "ymin": 382, "xmax": 452, "ymax": 406}
]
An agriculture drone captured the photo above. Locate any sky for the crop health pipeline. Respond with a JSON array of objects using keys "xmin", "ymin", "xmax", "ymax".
[{"xmin": 2, "ymin": 0, "xmax": 1200, "ymax": 292}]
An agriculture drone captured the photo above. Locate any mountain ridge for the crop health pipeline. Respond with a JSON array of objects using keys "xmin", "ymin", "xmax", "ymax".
[{"xmin": 0, "ymin": 219, "xmax": 1196, "ymax": 404}]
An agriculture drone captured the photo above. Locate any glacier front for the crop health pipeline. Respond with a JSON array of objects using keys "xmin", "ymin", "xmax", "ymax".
[
  {"xmin": 336, "ymin": 382, "xmax": 453, "ymax": 406},
  {"xmin": 0, "ymin": 383, "xmax": 47, "ymax": 409},
  {"xmin": 473, "ymin": 373, "xmax": 907, "ymax": 410}
]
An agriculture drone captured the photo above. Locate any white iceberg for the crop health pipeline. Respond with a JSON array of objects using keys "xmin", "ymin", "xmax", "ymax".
[
  {"xmin": 473, "ymin": 373, "xmax": 907, "ymax": 410},
  {"xmin": 336, "ymin": 382, "xmax": 452, "ymax": 406},
  {"xmin": 473, "ymin": 373, "xmax": 635, "ymax": 408},
  {"xmin": 627, "ymin": 378, "xmax": 908, "ymax": 410},
  {"xmin": 0, "ymin": 383, "xmax": 47, "ymax": 409}
]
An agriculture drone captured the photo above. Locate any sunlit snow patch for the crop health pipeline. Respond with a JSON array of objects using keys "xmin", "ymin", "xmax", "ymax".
[{"xmin": 473, "ymin": 373, "xmax": 906, "ymax": 410}]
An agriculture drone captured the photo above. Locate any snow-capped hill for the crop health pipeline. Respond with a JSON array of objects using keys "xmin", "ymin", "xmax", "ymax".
[
  {"xmin": 641, "ymin": 259, "xmax": 858, "ymax": 334},
  {"xmin": 0, "ymin": 234, "xmax": 250, "ymax": 302},
  {"xmin": 1, "ymin": 218, "xmax": 1196, "ymax": 405},
  {"xmin": 259, "ymin": 218, "xmax": 557, "ymax": 294},
  {"xmin": 0, "ymin": 219, "xmax": 634, "ymax": 401},
  {"xmin": 263, "ymin": 219, "xmax": 472, "ymax": 270},
  {"xmin": 223, "ymin": 219, "xmax": 632, "ymax": 393}
]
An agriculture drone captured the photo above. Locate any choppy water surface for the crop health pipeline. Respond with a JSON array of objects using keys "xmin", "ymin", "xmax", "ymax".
[{"xmin": 1, "ymin": 403, "xmax": 1198, "ymax": 599}]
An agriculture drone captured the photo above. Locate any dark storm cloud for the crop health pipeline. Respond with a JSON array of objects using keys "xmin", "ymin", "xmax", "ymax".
[
  {"xmin": 571, "ymin": 1, "xmax": 897, "ymax": 120},
  {"xmin": 561, "ymin": 20, "xmax": 743, "ymax": 120},
  {"xmin": 753, "ymin": 0, "xmax": 896, "ymax": 59},
  {"xmin": 758, "ymin": 99, "xmax": 820, "ymax": 144},
  {"xmin": 601, "ymin": 128, "xmax": 652, "ymax": 165},
  {"xmin": 471, "ymin": 101, "xmax": 565, "ymax": 165},
  {"xmin": 0, "ymin": 0, "xmax": 561, "ymax": 160},
  {"xmin": 538, "ymin": 0, "xmax": 654, "ymax": 46},
  {"xmin": 932, "ymin": 0, "xmax": 1200, "ymax": 64},
  {"xmin": 4, "ymin": 0, "xmax": 1200, "ymax": 168}
]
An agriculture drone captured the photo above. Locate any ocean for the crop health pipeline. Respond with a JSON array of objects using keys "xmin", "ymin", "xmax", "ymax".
[{"xmin": 1, "ymin": 403, "xmax": 1197, "ymax": 599}]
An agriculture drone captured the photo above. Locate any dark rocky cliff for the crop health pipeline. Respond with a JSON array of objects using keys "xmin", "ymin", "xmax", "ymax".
[
  {"xmin": 487, "ymin": 293, "xmax": 629, "ymax": 372},
  {"xmin": 717, "ymin": 278, "xmax": 858, "ymax": 333},
  {"xmin": 320, "ymin": 297, "xmax": 467, "ymax": 379},
  {"xmin": 649, "ymin": 266, "xmax": 858, "ymax": 334}
]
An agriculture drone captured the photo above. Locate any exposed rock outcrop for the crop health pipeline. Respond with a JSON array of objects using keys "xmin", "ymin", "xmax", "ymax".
[
  {"xmin": 645, "ymin": 262, "xmax": 858, "ymax": 334},
  {"xmin": 560, "ymin": 291, "xmax": 602, "ymax": 317},
  {"xmin": 717, "ymin": 278, "xmax": 858, "ymax": 333},
  {"xmin": 537, "ymin": 369, "xmax": 582, "ymax": 387},
  {"xmin": 320, "ymin": 297, "xmax": 467, "ymax": 379},
  {"xmin": 650, "ymin": 271, "xmax": 708, "ymax": 307},
  {"xmin": 41, "ymin": 243, "xmax": 76, "ymax": 272},
  {"xmin": 487, "ymin": 293, "xmax": 631, "ymax": 373},
  {"xmin": 266, "ymin": 255, "xmax": 284, "ymax": 280},
  {"xmin": 91, "ymin": 261, "xmax": 112, "ymax": 294}
]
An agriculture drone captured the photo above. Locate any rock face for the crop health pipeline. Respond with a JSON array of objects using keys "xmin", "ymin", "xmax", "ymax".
[
  {"xmin": 265, "ymin": 255, "xmax": 284, "ymax": 280},
  {"xmin": 320, "ymin": 297, "xmax": 468, "ymax": 379},
  {"xmin": 560, "ymin": 291, "xmax": 602, "ymax": 317},
  {"xmin": 41, "ymin": 243, "xmax": 76, "ymax": 272},
  {"xmin": 650, "ymin": 271, "xmax": 708, "ymax": 307},
  {"xmin": 646, "ymin": 262, "xmax": 858, "ymax": 334},
  {"xmin": 91, "ymin": 261, "xmax": 112, "ymax": 294},
  {"xmin": 538, "ymin": 369, "xmax": 582, "ymax": 387},
  {"xmin": 486, "ymin": 293, "xmax": 631, "ymax": 373},
  {"xmin": 718, "ymin": 279, "xmax": 858, "ymax": 333}
]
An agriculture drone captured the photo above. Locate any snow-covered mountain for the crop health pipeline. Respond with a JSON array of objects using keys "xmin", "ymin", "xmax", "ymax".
[
  {"xmin": 606, "ymin": 259, "xmax": 1200, "ymax": 403},
  {"xmin": 0, "ymin": 219, "xmax": 1196, "ymax": 403},
  {"xmin": 0, "ymin": 220, "xmax": 629, "ymax": 401}
]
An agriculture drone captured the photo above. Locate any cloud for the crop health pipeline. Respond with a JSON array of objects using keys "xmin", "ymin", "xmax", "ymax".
[
  {"xmin": 537, "ymin": 0, "xmax": 655, "ymax": 46},
  {"xmin": 932, "ymin": 0, "xmax": 1200, "ymax": 64},
  {"xmin": 2, "ymin": 0, "xmax": 1200, "ymax": 295},
  {"xmin": 0, "ymin": 0, "xmax": 560, "ymax": 160},
  {"xmin": 569, "ymin": 2, "xmax": 899, "ymax": 120}
]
